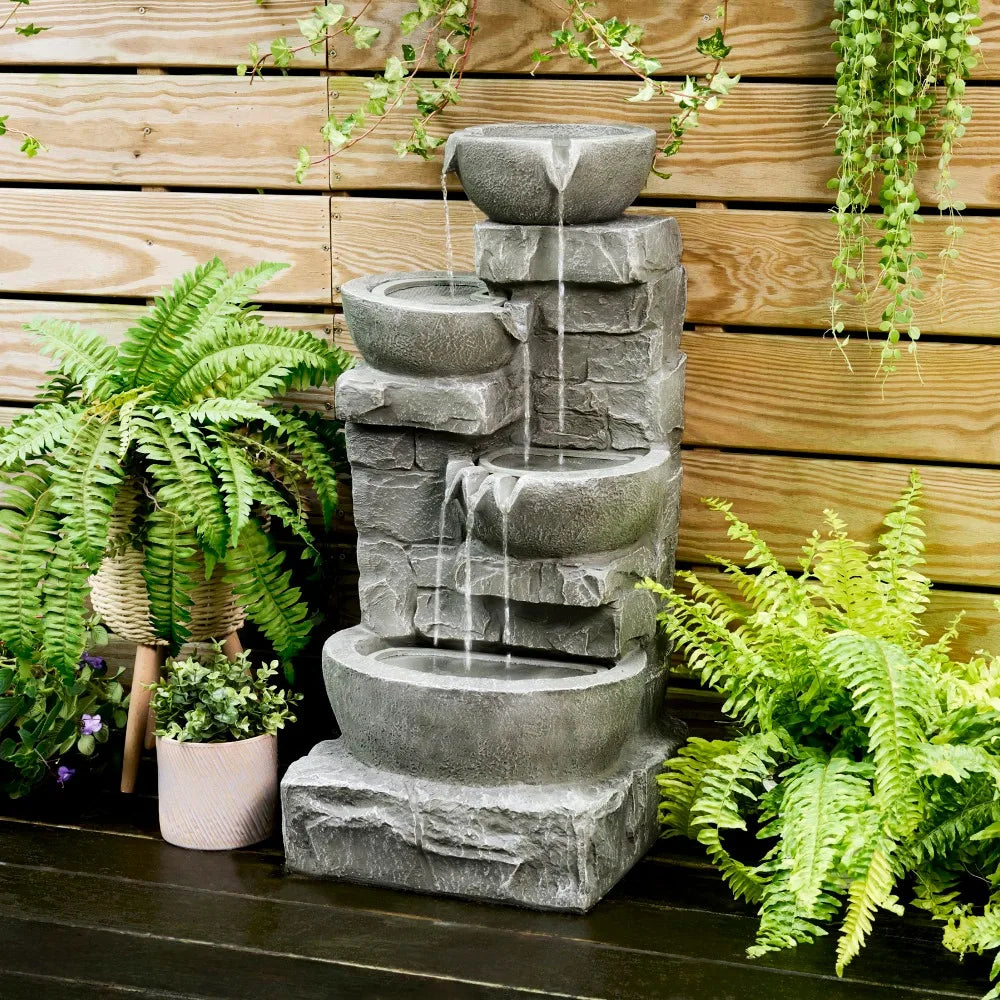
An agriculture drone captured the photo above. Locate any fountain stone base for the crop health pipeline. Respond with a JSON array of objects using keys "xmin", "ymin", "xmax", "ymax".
[{"xmin": 282, "ymin": 724, "xmax": 681, "ymax": 912}]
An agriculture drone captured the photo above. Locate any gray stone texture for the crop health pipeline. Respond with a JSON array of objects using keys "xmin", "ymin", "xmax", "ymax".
[
  {"xmin": 345, "ymin": 425, "xmax": 415, "ymax": 471},
  {"xmin": 444, "ymin": 123, "xmax": 657, "ymax": 227},
  {"xmin": 475, "ymin": 216, "xmax": 682, "ymax": 285},
  {"xmin": 351, "ymin": 467, "xmax": 458, "ymax": 544},
  {"xmin": 282, "ymin": 730, "xmax": 679, "ymax": 912},
  {"xmin": 341, "ymin": 270, "xmax": 518, "ymax": 377},
  {"xmin": 336, "ymin": 360, "xmax": 524, "ymax": 436},
  {"xmin": 323, "ymin": 626, "xmax": 662, "ymax": 785},
  {"xmin": 471, "ymin": 446, "xmax": 674, "ymax": 559},
  {"xmin": 505, "ymin": 267, "xmax": 686, "ymax": 344},
  {"xmin": 356, "ymin": 537, "xmax": 418, "ymax": 638}
]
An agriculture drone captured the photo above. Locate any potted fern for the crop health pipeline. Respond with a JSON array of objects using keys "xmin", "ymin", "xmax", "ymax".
[
  {"xmin": 643, "ymin": 474, "xmax": 1000, "ymax": 995},
  {"xmin": 150, "ymin": 643, "xmax": 300, "ymax": 849},
  {"xmin": 0, "ymin": 258, "xmax": 352, "ymax": 791}
]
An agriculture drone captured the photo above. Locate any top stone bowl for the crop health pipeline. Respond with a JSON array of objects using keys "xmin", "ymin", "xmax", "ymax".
[{"xmin": 444, "ymin": 123, "xmax": 657, "ymax": 226}]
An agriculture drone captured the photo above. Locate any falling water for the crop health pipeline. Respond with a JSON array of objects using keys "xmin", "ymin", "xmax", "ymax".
[
  {"xmin": 463, "ymin": 478, "xmax": 493, "ymax": 671},
  {"xmin": 431, "ymin": 467, "xmax": 467, "ymax": 647},
  {"xmin": 555, "ymin": 188, "xmax": 566, "ymax": 465},
  {"xmin": 441, "ymin": 163, "xmax": 456, "ymax": 297}
]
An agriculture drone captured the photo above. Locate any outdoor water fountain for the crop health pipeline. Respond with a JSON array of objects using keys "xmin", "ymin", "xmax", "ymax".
[{"xmin": 282, "ymin": 122, "xmax": 688, "ymax": 911}]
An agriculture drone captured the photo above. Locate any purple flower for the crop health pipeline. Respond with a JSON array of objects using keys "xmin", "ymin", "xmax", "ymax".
[
  {"xmin": 79, "ymin": 652, "xmax": 106, "ymax": 673},
  {"xmin": 56, "ymin": 765, "xmax": 75, "ymax": 785},
  {"xmin": 80, "ymin": 714, "xmax": 102, "ymax": 736}
]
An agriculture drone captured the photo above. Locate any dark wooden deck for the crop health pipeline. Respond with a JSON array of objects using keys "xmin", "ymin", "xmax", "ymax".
[{"xmin": 0, "ymin": 789, "xmax": 990, "ymax": 1000}]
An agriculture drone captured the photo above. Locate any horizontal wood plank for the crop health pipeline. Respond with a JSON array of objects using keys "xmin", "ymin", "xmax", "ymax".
[
  {"xmin": 331, "ymin": 0, "xmax": 1000, "ymax": 79},
  {"xmin": 0, "ymin": 190, "xmax": 332, "ymax": 304},
  {"xmin": 0, "ymin": 300, "xmax": 336, "ymax": 411},
  {"xmin": 331, "ymin": 198, "xmax": 1000, "ymax": 336},
  {"xmin": 0, "ymin": 75, "xmax": 328, "ymax": 189},
  {"xmin": 0, "ymin": 0, "xmax": 321, "ymax": 67},
  {"xmin": 680, "ymin": 450, "xmax": 1000, "ymax": 588},
  {"xmin": 684, "ymin": 330, "xmax": 1000, "ymax": 463},
  {"xmin": 328, "ymin": 78, "xmax": 1000, "ymax": 209}
]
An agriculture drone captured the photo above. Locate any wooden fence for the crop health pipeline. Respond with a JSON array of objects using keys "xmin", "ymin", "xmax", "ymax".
[{"xmin": 2, "ymin": 0, "xmax": 999, "ymax": 665}]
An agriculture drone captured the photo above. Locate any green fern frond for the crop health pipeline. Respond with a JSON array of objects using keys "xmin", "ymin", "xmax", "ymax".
[
  {"xmin": 658, "ymin": 737, "xmax": 739, "ymax": 838},
  {"xmin": 0, "ymin": 471, "xmax": 58, "ymax": 657},
  {"xmin": 166, "ymin": 319, "xmax": 335, "ymax": 405},
  {"xmin": 685, "ymin": 731, "xmax": 788, "ymax": 903},
  {"xmin": 251, "ymin": 476, "xmax": 315, "ymax": 551},
  {"xmin": 50, "ymin": 415, "xmax": 123, "ymax": 566},
  {"xmin": 39, "ymin": 532, "xmax": 90, "ymax": 682},
  {"xmin": 223, "ymin": 520, "xmax": 312, "ymax": 672},
  {"xmin": 824, "ymin": 631, "xmax": 933, "ymax": 827},
  {"xmin": 142, "ymin": 508, "xmax": 202, "ymax": 649},
  {"xmin": 267, "ymin": 408, "xmax": 340, "ymax": 526},
  {"xmin": 0, "ymin": 404, "xmax": 79, "ymax": 467},
  {"xmin": 187, "ymin": 398, "xmax": 279, "ymax": 428},
  {"xmin": 836, "ymin": 841, "xmax": 901, "ymax": 974},
  {"xmin": 207, "ymin": 436, "xmax": 256, "ymax": 548},
  {"xmin": 132, "ymin": 409, "xmax": 228, "ymax": 558},
  {"xmin": 26, "ymin": 319, "xmax": 118, "ymax": 393},
  {"xmin": 869, "ymin": 470, "xmax": 929, "ymax": 628},
  {"xmin": 118, "ymin": 258, "xmax": 229, "ymax": 388}
]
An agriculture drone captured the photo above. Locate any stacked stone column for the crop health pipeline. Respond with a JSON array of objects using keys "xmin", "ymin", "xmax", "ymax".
[{"xmin": 282, "ymin": 212, "xmax": 688, "ymax": 911}]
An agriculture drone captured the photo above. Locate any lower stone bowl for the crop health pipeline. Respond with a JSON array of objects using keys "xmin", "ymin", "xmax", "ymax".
[
  {"xmin": 444, "ymin": 123, "xmax": 657, "ymax": 226},
  {"xmin": 469, "ymin": 445, "xmax": 673, "ymax": 559},
  {"xmin": 341, "ymin": 270, "xmax": 518, "ymax": 377},
  {"xmin": 323, "ymin": 625, "xmax": 655, "ymax": 785}
]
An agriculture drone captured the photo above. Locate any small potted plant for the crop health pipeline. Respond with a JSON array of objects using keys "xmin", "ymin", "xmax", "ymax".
[{"xmin": 149, "ymin": 642, "xmax": 301, "ymax": 850}]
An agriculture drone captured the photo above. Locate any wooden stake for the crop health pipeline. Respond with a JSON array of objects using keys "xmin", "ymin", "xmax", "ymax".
[{"xmin": 221, "ymin": 631, "xmax": 243, "ymax": 661}]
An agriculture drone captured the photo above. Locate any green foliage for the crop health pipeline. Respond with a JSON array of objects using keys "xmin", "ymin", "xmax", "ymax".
[
  {"xmin": 0, "ymin": 622, "xmax": 128, "ymax": 799},
  {"xmin": 643, "ymin": 473, "xmax": 1000, "ymax": 994},
  {"xmin": 829, "ymin": 0, "xmax": 981, "ymax": 378},
  {"xmin": 1, "ymin": 1, "xmax": 47, "ymax": 156},
  {"xmin": 150, "ymin": 643, "xmax": 301, "ymax": 743},
  {"xmin": 0, "ymin": 259, "xmax": 351, "ymax": 674},
  {"xmin": 245, "ymin": 1, "xmax": 732, "ymax": 182}
]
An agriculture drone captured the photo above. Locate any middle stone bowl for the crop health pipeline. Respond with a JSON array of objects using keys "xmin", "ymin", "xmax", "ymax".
[
  {"xmin": 468, "ymin": 444, "xmax": 673, "ymax": 558},
  {"xmin": 341, "ymin": 270, "xmax": 518, "ymax": 377}
]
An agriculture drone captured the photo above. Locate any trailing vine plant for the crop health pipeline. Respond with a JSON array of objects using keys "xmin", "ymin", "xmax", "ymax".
[
  {"xmin": 0, "ymin": 0, "xmax": 47, "ymax": 156},
  {"xmin": 829, "ymin": 0, "xmax": 981, "ymax": 378},
  {"xmin": 241, "ymin": 2, "xmax": 735, "ymax": 183}
]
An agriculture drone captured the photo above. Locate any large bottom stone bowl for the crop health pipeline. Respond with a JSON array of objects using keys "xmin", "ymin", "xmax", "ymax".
[
  {"xmin": 323, "ymin": 626, "xmax": 657, "ymax": 785},
  {"xmin": 341, "ymin": 271, "xmax": 518, "ymax": 377},
  {"xmin": 469, "ymin": 445, "xmax": 673, "ymax": 559}
]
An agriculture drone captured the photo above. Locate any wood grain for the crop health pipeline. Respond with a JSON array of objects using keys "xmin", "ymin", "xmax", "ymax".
[
  {"xmin": 330, "ymin": 0, "xmax": 1000, "ymax": 80},
  {"xmin": 0, "ymin": 75, "xmax": 328, "ymax": 189},
  {"xmin": 0, "ymin": 0, "xmax": 321, "ymax": 67},
  {"xmin": 328, "ymin": 78, "xmax": 1000, "ymax": 209},
  {"xmin": 684, "ymin": 330, "xmax": 1000, "ymax": 464},
  {"xmin": 680, "ymin": 450, "xmax": 1000, "ymax": 588},
  {"xmin": 0, "ymin": 190, "xmax": 332, "ymax": 304},
  {"xmin": 330, "ymin": 197, "xmax": 1000, "ymax": 336},
  {"xmin": 0, "ymin": 300, "xmax": 336, "ymax": 410}
]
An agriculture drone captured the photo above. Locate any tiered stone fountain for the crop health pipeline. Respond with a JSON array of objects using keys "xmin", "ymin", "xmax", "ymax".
[{"xmin": 282, "ymin": 123, "xmax": 687, "ymax": 912}]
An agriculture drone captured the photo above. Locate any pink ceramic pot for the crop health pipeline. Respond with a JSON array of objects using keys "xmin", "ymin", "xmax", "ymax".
[{"xmin": 156, "ymin": 733, "xmax": 277, "ymax": 850}]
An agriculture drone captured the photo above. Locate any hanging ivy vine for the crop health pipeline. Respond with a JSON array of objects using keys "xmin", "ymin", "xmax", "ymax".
[
  {"xmin": 0, "ymin": 0, "xmax": 47, "ymax": 156},
  {"xmin": 241, "ymin": 1, "xmax": 735, "ymax": 183},
  {"xmin": 829, "ymin": 0, "xmax": 981, "ymax": 377}
]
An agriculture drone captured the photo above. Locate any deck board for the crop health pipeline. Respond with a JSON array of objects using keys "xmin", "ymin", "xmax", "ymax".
[{"xmin": 0, "ymin": 814, "xmax": 988, "ymax": 998}]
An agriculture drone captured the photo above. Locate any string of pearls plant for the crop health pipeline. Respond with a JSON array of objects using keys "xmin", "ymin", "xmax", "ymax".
[{"xmin": 829, "ymin": 0, "xmax": 981, "ymax": 378}]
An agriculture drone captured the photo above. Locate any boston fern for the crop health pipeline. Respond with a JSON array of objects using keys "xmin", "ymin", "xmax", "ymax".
[
  {"xmin": 0, "ymin": 259, "xmax": 352, "ymax": 678},
  {"xmin": 642, "ymin": 473, "xmax": 1000, "ymax": 995}
]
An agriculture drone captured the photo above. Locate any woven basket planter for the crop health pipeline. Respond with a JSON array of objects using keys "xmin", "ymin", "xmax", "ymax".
[{"xmin": 89, "ymin": 489, "xmax": 245, "ymax": 646}]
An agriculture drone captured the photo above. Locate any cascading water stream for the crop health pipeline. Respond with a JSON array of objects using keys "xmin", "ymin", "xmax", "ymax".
[
  {"xmin": 431, "ymin": 466, "xmax": 469, "ymax": 647},
  {"xmin": 463, "ymin": 478, "xmax": 494, "ymax": 671},
  {"xmin": 521, "ymin": 339, "xmax": 532, "ymax": 465},
  {"xmin": 555, "ymin": 187, "xmax": 566, "ymax": 466},
  {"xmin": 441, "ymin": 161, "xmax": 456, "ymax": 297}
]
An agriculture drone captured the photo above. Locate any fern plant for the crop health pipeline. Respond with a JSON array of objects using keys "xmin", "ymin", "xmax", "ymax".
[
  {"xmin": 642, "ymin": 473, "xmax": 1000, "ymax": 996},
  {"xmin": 0, "ymin": 258, "xmax": 352, "ymax": 679}
]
